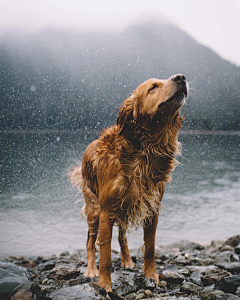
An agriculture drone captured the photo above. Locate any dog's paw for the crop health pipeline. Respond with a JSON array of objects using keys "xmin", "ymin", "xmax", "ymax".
[
  {"xmin": 98, "ymin": 278, "xmax": 111, "ymax": 293},
  {"xmin": 84, "ymin": 266, "xmax": 99, "ymax": 278},
  {"xmin": 121, "ymin": 258, "xmax": 134, "ymax": 268},
  {"xmin": 144, "ymin": 269, "xmax": 159, "ymax": 285}
]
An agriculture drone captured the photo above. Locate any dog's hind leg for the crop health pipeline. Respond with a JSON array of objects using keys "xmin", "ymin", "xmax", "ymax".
[
  {"xmin": 84, "ymin": 211, "xmax": 99, "ymax": 278},
  {"xmin": 118, "ymin": 226, "xmax": 134, "ymax": 268},
  {"xmin": 83, "ymin": 185, "xmax": 101, "ymax": 278}
]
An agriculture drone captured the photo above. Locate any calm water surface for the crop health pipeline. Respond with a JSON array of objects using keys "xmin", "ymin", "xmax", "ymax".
[{"xmin": 0, "ymin": 132, "xmax": 239, "ymax": 258}]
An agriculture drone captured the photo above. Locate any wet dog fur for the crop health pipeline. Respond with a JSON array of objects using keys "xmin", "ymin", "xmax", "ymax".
[{"xmin": 69, "ymin": 74, "xmax": 188, "ymax": 292}]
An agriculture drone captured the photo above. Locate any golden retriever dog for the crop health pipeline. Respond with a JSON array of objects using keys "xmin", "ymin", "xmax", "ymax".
[{"xmin": 69, "ymin": 74, "xmax": 188, "ymax": 292}]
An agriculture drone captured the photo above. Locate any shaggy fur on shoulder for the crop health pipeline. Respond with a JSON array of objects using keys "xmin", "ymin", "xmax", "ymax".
[{"xmin": 69, "ymin": 74, "xmax": 188, "ymax": 292}]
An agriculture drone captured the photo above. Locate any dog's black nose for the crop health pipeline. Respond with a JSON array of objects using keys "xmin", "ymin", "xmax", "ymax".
[
  {"xmin": 172, "ymin": 74, "xmax": 186, "ymax": 83},
  {"xmin": 172, "ymin": 74, "xmax": 188, "ymax": 97}
]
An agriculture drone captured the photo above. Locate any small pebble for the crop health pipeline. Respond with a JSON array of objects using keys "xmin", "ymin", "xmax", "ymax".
[
  {"xmin": 60, "ymin": 251, "xmax": 70, "ymax": 257},
  {"xmin": 220, "ymin": 245, "xmax": 234, "ymax": 252},
  {"xmin": 47, "ymin": 279, "xmax": 54, "ymax": 285},
  {"xmin": 144, "ymin": 289, "xmax": 152, "ymax": 296},
  {"xmin": 231, "ymin": 253, "xmax": 240, "ymax": 261},
  {"xmin": 77, "ymin": 259, "xmax": 85, "ymax": 267},
  {"xmin": 236, "ymin": 286, "xmax": 240, "ymax": 297},
  {"xmin": 126, "ymin": 293, "xmax": 136, "ymax": 299},
  {"xmin": 158, "ymin": 280, "xmax": 168, "ymax": 286},
  {"xmin": 42, "ymin": 278, "xmax": 48, "ymax": 284},
  {"xmin": 135, "ymin": 293, "xmax": 145, "ymax": 300},
  {"xmin": 178, "ymin": 268, "xmax": 190, "ymax": 276}
]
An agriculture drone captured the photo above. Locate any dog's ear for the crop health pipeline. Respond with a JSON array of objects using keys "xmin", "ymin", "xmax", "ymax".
[{"xmin": 117, "ymin": 95, "xmax": 138, "ymax": 135}]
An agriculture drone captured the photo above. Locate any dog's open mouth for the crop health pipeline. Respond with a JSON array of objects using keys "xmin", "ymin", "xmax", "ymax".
[{"xmin": 158, "ymin": 85, "xmax": 188, "ymax": 109}]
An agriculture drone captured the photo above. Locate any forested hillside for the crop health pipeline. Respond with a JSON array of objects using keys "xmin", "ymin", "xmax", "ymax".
[{"xmin": 0, "ymin": 22, "xmax": 239, "ymax": 131}]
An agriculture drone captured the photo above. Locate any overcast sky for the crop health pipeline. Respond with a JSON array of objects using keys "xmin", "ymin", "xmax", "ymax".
[{"xmin": 1, "ymin": 0, "xmax": 240, "ymax": 66}]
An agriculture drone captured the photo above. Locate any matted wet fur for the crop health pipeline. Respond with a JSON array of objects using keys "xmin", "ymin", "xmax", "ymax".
[{"xmin": 69, "ymin": 74, "xmax": 188, "ymax": 292}]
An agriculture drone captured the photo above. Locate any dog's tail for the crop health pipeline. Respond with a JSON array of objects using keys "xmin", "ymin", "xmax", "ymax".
[
  {"xmin": 69, "ymin": 165, "xmax": 86, "ymax": 219},
  {"xmin": 68, "ymin": 165, "xmax": 83, "ymax": 191},
  {"xmin": 80, "ymin": 204, "xmax": 86, "ymax": 219}
]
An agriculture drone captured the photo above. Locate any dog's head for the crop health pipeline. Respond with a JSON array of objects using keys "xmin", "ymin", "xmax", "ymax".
[{"xmin": 117, "ymin": 74, "xmax": 188, "ymax": 134}]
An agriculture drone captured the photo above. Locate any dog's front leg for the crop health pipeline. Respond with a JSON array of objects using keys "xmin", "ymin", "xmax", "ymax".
[
  {"xmin": 118, "ymin": 226, "xmax": 134, "ymax": 268},
  {"xmin": 97, "ymin": 209, "xmax": 113, "ymax": 292},
  {"xmin": 143, "ymin": 214, "xmax": 159, "ymax": 285}
]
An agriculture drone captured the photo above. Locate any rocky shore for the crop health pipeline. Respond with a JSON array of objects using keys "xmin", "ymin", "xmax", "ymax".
[{"xmin": 1, "ymin": 235, "xmax": 240, "ymax": 300}]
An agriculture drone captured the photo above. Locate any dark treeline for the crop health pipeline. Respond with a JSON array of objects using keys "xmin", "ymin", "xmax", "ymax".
[{"xmin": 0, "ymin": 22, "xmax": 239, "ymax": 131}]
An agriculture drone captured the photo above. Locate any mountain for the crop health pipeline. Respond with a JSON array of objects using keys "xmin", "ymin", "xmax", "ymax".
[{"xmin": 0, "ymin": 22, "xmax": 239, "ymax": 131}]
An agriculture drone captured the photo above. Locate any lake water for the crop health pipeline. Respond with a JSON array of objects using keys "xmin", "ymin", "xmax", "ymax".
[{"xmin": 0, "ymin": 131, "xmax": 239, "ymax": 259}]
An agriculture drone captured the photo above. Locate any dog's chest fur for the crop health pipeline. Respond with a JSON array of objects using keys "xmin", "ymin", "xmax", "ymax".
[{"xmin": 92, "ymin": 126, "xmax": 179, "ymax": 229}]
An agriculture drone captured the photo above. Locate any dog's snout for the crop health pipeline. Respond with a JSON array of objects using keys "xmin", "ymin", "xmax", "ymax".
[
  {"xmin": 172, "ymin": 74, "xmax": 188, "ymax": 97},
  {"xmin": 172, "ymin": 74, "xmax": 186, "ymax": 83}
]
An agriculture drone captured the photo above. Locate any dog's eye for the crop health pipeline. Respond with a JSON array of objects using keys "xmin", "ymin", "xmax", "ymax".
[{"xmin": 148, "ymin": 84, "xmax": 158, "ymax": 93}]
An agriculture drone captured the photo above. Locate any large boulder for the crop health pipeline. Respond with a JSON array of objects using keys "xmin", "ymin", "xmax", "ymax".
[{"xmin": 0, "ymin": 261, "xmax": 30, "ymax": 299}]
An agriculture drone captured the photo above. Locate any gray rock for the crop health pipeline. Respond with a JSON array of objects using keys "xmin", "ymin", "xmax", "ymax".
[
  {"xmin": 205, "ymin": 266, "xmax": 222, "ymax": 275},
  {"xmin": 201, "ymin": 271, "xmax": 229, "ymax": 287},
  {"xmin": 216, "ymin": 262, "xmax": 240, "ymax": 273},
  {"xmin": 47, "ymin": 263, "xmax": 80, "ymax": 280},
  {"xmin": 157, "ymin": 297, "xmax": 190, "ymax": 300},
  {"xmin": 9, "ymin": 282, "xmax": 46, "ymax": 300},
  {"xmin": 220, "ymin": 246, "xmax": 235, "ymax": 253},
  {"xmin": 125, "ymin": 292, "xmax": 136, "ymax": 299},
  {"xmin": 223, "ymin": 236, "xmax": 240, "ymax": 248},
  {"xmin": 144, "ymin": 289, "xmax": 152, "ymax": 296},
  {"xmin": 177, "ymin": 268, "xmax": 190, "ymax": 276},
  {"xmin": 168, "ymin": 240, "xmax": 205, "ymax": 252},
  {"xmin": 200, "ymin": 284, "xmax": 215, "ymax": 299},
  {"xmin": 236, "ymin": 286, "xmax": 240, "ymax": 297},
  {"xmin": 175, "ymin": 255, "xmax": 188, "ymax": 265},
  {"xmin": 0, "ymin": 261, "xmax": 30, "ymax": 299},
  {"xmin": 190, "ymin": 271, "xmax": 202, "ymax": 286},
  {"xmin": 202, "ymin": 258, "xmax": 216, "ymax": 265},
  {"xmin": 235, "ymin": 244, "xmax": 240, "ymax": 255},
  {"xmin": 69, "ymin": 276, "xmax": 91, "ymax": 286},
  {"xmin": 158, "ymin": 280, "xmax": 168, "ymax": 286},
  {"xmin": 215, "ymin": 252, "xmax": 235, "ymax": 262},
  {"xmin": 215, "ymin": 294, "xmax": 240, "ymax": 300},
  {"xmin": 160, "ymin": 269, "xmax": 185, "ymax": 284},
  {"xmin": 189, "ymin": 257, "xmax": 203, "ymax": 265},
  {"xmin": 203, "ymin": 290, "xmax": 225, "ymax": 300},
  {"xmin": 107, "ymin": 291, "xmax": 127, "ymax": 300},
  {"xmin": 135, "ymin": 292, "xmax": 145, "ymax": 300},
  {"xmin": 180, "ymin": 282, "xmax": 203, "ymax": 295},
  {"xmin": 37, "ymin": 260, "xmax": 56, "ymax": 271},
  {"xmin": 113, "ymin": 280, "xmax": 135, "ymax": 296},
  {"xmin": 215, "ymin": 274, "xmax": 240, "ymax": 294},
  {"xmin": 187, "ymin": 265, "xmax": 216, "ymax": 274},
  {"xmin": 49, "ymin": 283, "xmax": 105, "ymax": 300},
  {"xmin": 230, "ymin": 254, "xmax": 240, "ymax": 262},
  {"xmin": 60, "ymin": 251, "xmax": 70, "ymax": 257},
  {"xmin": 112, "ymin": 272, "xmax": 155, "ymax": 296},
  {"xmin": 211, "ymin": 240, "xmax": 225, "ymax": 250},
  {"xmin": 144, "ymin": 278, "xmax": 156, "ymax": 289}
]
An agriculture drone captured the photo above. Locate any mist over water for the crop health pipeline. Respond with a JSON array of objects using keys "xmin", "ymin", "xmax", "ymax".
[{"xmin": 0, "ymin": 132, "xmax": 239, "ymax": 258}]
